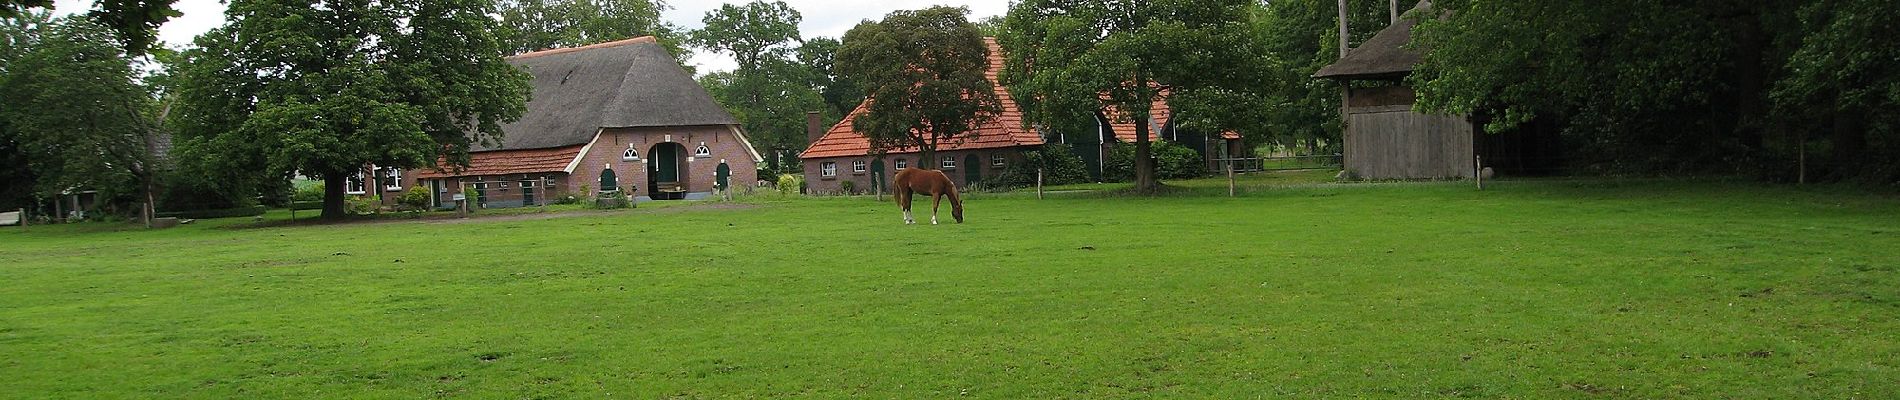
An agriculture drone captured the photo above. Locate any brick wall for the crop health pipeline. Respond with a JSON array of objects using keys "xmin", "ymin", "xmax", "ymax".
[
  {"xmin": 803, "ymin": 148, "xmax": 1022, "ymax": 194},
  {"xmin": 570, "ymin": 125, "xmax": 760, "ymax": 198}
]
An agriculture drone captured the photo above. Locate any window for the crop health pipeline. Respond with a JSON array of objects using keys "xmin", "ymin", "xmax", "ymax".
[
  {"xmin": 894, "ymin": 159, "xmax": 908, "ymax": 170},
  {"xmin": 941, "ymin": 156, "xmax": 956, "ymax": 169},
  {"xmin": 346, "ymin": 171, "xmax": 367, "ymax": 194},
  {"xmin": 852, "ymin": 160, "xmax": 867, "ymax": 173},
  {"xmin": 695, "ymin": 143, "xmax": 712, "ymax": 157},
  {"xmin": 382, "ymin": 167, "xmax": 403, "ymax": 191},
  {"xmin": 622, "ymin": 145, "xmax": 640, "ymax": 161},
  {"xmin": 992, "ymin": 156, "xmax": 1006, "ymax": 168},
  {"xmin": 821, "ymin": 162, "xmax": 837, "ymax": 177}
]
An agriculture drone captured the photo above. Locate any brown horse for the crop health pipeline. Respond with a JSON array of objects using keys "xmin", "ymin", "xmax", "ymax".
[{"xmin": 893, "ymin": 168, "xmax": 963, "ymax": 224}]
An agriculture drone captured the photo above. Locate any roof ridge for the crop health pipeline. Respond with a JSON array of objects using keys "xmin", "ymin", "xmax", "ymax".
[{"xmin": 508, "ymin": 36, "xmax": 659, "ymax": 60}]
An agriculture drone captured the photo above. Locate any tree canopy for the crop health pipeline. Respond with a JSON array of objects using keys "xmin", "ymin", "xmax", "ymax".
[
  {"xmin": 999, "ymin": 0, "xmax": 1264, "ymax": 192},
  {"xmin": 0, "ymin": 15, "xmax": 158, "ymax": 214},
  {"xmin": 689, "ymin": 0, "xmax": 829, "ymax": 174},
  {"xmin": 170, "ymin": 0, "xmax": 528, "ymax": 218},
  {"xmin": 495, "ymin": 0, "xmax": 689, "ymax": 65},
  {"xmin": 0, "ymin": 0, "xmax": 178, "ymax": 53},
  {"xmin": 837, "ymin": 6, "xmax": 998, "ymax": 169}
]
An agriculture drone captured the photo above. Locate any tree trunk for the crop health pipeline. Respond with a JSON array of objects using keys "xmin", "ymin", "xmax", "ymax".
[
  {"xmin": 1133, "ymin": 111, "xmax": 1159, "ymax": 192},
  {"xmin": 919, "ymin": 146, "xmax": 936, "ymax": 171},
  {"xmin": 322, "ymin": 173, "xmax": 348, "ymax": 219}
]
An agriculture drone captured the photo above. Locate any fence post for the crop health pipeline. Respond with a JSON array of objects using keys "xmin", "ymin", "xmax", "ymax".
[
  {"xmin": 1475, "ymin": 155, "xmax": 1485, "ymax": 191},
  {"xmin": 1036, "ymin": 168, "xmax": 1044, "ymax": 200},
  {"xmin": 1227, "ymin": 160, "xmax": 1236, "ymax": 197}
]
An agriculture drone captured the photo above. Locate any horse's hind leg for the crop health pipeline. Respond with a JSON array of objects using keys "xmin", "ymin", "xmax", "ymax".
[{"xmin": 898, "ymin": 188, "xmax": 914, "ymax": 224}]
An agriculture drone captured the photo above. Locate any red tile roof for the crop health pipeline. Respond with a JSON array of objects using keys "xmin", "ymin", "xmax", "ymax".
[
  {"xmin": 800, "ymin": 38, "xmax": 1044, "ymax": 159},
  {"xmin": 415, "ymin": 145, "xmax": 584, "ymax": 179}
]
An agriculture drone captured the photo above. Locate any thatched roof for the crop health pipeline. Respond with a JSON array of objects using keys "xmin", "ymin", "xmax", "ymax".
[
  {"xmin": 1313, "ymin": 1, "xmax": 1432, "ymax": 80},
  {"xmin": 485, "ymin": 37, "xmax": 738, "ymax": 151}
]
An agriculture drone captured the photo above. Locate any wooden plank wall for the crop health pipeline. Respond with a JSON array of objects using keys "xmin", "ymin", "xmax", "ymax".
[{"xmin": 1344, "ymin": 105, "xmax": 1474, "ymax": 180}]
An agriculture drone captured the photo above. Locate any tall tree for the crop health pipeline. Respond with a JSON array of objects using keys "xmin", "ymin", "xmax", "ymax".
[
  {"xmin": 0, "ymin": 16, "xmax": 160, "ymax": 220},
  {"xmin": 495, "ymin": 0, "xmax": 689, "ymax": 64},
  {"xmin": 836, "ymin": 6, "xmax": 998, "ymax": 168},
  {"xmin": 689, "ymin": 0, "xmax": 822, "ymax": 174},
  {"xmin": 1000, "ymin": 0, "xmax": 1263, "ymax": 192},
  {"xmin": 171, "ymin": 0, "xmax": 529, "ymax": 219}
]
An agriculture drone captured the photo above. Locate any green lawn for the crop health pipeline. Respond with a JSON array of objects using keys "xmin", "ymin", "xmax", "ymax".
[{"xmin": 2, "ymin": 173, "xmax": 1897, "ymax": 398}]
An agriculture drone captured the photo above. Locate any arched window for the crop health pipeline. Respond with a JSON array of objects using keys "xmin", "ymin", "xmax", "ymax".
[
  {"xmin": 694, "ymin": 143, "xmax": 712, "ymax": 158},
  {"xmin": 622, "ymin": 145, "xmax": 640, "ymax": 161}
]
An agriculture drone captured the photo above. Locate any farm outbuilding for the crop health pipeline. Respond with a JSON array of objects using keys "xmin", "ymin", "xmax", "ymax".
[{"xmin": 1314, "ymin": 1, "xmax": 1560, "ymax": 180}]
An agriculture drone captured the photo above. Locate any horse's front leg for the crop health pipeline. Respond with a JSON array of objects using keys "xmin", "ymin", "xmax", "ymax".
[
  {"xmin": 931, "ymin": 193, "xmax": 942, "ymax": 225},
  {"xmin": 900, "ymin": 191, "xmax": 914, "ymax": 224}
]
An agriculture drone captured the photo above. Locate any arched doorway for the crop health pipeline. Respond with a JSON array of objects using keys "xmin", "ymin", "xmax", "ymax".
[
  {"xmin": 646, "ymin": 142, "xmax": 689, "ymax": 200},
  {"xmin": 963, "ymin": 154, "xmax": 981, "ymax": 185}
]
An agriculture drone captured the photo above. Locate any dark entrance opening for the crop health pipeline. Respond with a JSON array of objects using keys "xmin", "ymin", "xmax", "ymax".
[{"xmin": 646, "ymin": 142, "xmax": 690, "ymax": 200}]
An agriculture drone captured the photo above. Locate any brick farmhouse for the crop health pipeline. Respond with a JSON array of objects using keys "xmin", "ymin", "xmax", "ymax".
[
  {"xmin": 351, "ymin": 37, "xmax": 762, "ymax": 208},
  {"xmin": 798, "ymin": 38, "xmax": 1241, "ymax": 194}
]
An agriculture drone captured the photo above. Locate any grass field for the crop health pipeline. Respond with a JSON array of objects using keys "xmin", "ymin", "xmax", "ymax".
[{"xmin": 2, "ymin": 173, "xmax": 1898, "ymax": 398}]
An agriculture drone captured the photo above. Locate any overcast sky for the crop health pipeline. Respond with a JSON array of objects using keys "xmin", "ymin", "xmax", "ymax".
[{"xmin": 47, "ymin": 0, "xmax": 1009, "ymax": 75}]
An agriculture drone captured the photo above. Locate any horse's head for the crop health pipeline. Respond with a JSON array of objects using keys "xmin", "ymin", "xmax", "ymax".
[{"xmin": 951, "ymin": 204, "xmax": 964, "ymax": 223}]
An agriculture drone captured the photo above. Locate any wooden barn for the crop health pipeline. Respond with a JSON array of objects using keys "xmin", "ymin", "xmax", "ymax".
[
  {"xmin": 1313, "ymin": 1, "xmax": 1559, "ymax": 180},
  {"xmin": 370, "ymin": 37, "xmax": 762, "ymax": 208}
]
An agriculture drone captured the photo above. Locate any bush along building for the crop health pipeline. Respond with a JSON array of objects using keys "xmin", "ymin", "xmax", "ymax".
[
  {"xmin": 377, "ymin": 37, "xmax": 761, "ymax": 208},
  {"xmin": 799, "ymin": 38, "xmax": 1241, "ymax": 194}
]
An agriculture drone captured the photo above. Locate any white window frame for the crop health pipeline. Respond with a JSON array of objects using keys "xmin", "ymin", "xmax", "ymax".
[
  {"xmin": 941, "ymin": 156, "xmax": 956, "ymax": 169},
  {"xmin": 382, "ymin": 167, "xmax": 403, "ymax": 191},
  {"xmin": 852, "ymin": 160, "xmax": 867, "ymax": 173},
  {"xmin": 894, "ymin": 159, "xmax": 908, "ymax": 170},
  {"xmin": 694, "ymin": 143, "xmax": 712, "ymax": 158},
  {"xmin": 992, "ymin": 156, "xmax": 1006, "ymax": 168},
  {"xmin": 622, "ymin": 146, "xmax": 640, "ymax": 161},
  {"xmin": 346, "ymin": 171, "xmax": 367, "ymax": 195},
  {"xmin": 821, "ymin": 161, "xmax": 837, "ymax": 177}
]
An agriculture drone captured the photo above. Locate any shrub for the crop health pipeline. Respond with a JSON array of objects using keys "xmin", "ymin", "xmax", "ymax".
[
  {"xmin": 397, "ymin": 186, "xmax": 431, "ymax": 212},
  {"xmin": 346, "ymin": 195, "xmax": 381, "ymax": 215},
  {"xmin": 292, "ymin": 183, "xmax": 325, "ymax": 203},
  {"xmin": 1104, "ymin": 141, "xmax": 1207, "ymax": 182},
  {"xmin": 983, "ymin": 144, "xmax": 1092, "ymax": 189},
  {"xmin": 776, "ymin": 174, "xmax": 803, "ymax": 196},
  {"xmin": 839, "ymin": 180, "xmax": 856, "ymax": 195}
]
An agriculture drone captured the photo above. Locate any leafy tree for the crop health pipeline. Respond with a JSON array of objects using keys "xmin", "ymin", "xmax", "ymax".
[
  {"xmin": 0, "ymin": 16, "xmax": 161, "ymax": 221},
  {"xmin": 495, "ymin": 0, "xmax": 689, "ymax": 65},
  {"xmin": 837, "ymin": 6, "xmax": 998, "ymax": 170},
  {"xmin": 999, "ymin": 0, "xmax": 1263, "ymax": 192},
  {"xmin": 171, "ymin": 0, "xmax": 529, "ymax": 219},
  {"xmin": 689, "ymin": 0, "xmax": 825, "ymax": 174},
  {"xmin": 1774, "ymin": 0, "xmax": 1900, "ymax": 183},
  {"xmin": 796, "ymin": 36, "xmax": 860, "ymax": 118},
  {"xmin": 0, "ymin": 0, "xmax": 178, "ymax": 54}
]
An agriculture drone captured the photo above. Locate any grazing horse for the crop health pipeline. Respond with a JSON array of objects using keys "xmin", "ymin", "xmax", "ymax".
[{"xmin": 893, "ymin": 168, "xmax": 963, "ymax": 224}]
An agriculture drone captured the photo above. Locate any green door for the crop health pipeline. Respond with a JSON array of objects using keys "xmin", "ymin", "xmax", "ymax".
[
  {"xmin": 964, "ymin": 154, "xmax": 981, "ymax": 184},
  {"xmin": 654, "ymin": 144, "xmax": 679, "ymax": 182},
  {"xmin": 521, "ymin": 180, "xmax": 536, "ymax": 205}
]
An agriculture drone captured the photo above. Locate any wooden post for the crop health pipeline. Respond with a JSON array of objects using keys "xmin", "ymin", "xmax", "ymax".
[
  {"xmin": 1390, "ymin": 0, "xmax": 1399, "ymax": 24},
  {"xmin": 17, "ymin": 208, "xmax": 24, "ymax": 231},
  {"xmin": 1227, "ymin": 160, "xmax": 1236, "ymax": 197},
  {"xmin": 1475, "ymin": 155, "xmax": 1485, "ymax": 191},
  {"xmin": 1036, "ymin": 168, "xmax": 1044, "ymax": 200},
  {"xmin": 1798, "ymin": 131, "xmax": 1807, "ymax": 185}
]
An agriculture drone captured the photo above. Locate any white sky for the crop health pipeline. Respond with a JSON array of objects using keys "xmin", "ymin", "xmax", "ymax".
[{"xmin": 47, "ymin": 0, "xmax": 1009, "ymax": 75}]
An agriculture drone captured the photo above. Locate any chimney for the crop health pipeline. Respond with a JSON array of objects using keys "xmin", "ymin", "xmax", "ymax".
[{"xmin": 806, "ymin": 111, "xmax": 824, "ymax": 144}]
